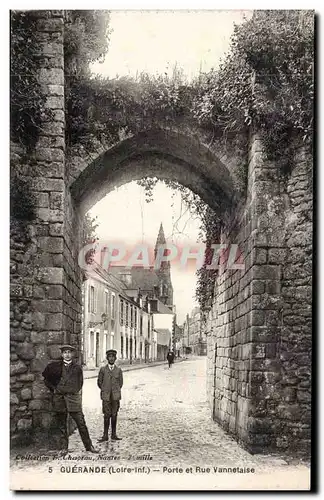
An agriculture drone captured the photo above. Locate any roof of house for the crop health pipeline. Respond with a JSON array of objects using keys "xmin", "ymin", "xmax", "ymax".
[
  {"xmin": 151, "ymin": 299, "xmax": 174, "ymax": 315},
  {"xmin": 85, "ymin": 265, "xmax": 138, "ymax": 305}
]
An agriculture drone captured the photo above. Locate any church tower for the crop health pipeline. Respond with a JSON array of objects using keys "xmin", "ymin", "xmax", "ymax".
[{"xmin": 154, "ymin": 223, "xmax": 174, "ymax": 308}]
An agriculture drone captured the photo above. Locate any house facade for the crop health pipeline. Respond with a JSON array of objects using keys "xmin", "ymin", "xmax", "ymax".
[
  {"xmin": 82, "ymin": 267, "xmax": 119, "ymax": 369},
  {"xmin": 181, "ymin": 307, "xmax": 207, "ymax": 356},
  {"xmin": 82, "ymin": 266, "xmax": 156, "ymax": 369}
]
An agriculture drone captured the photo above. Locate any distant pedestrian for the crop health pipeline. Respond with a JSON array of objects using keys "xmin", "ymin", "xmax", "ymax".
[
  {"xmin": 42, "ymin": 345, "xmax": 98, "ymax": 454},
  {"xmin": 97, "ymin": 349, "xmax": 123, "ymax": 442},
  {"xmin": 167, "ymin": 350, "xmax": 175, "ymax": 368}
]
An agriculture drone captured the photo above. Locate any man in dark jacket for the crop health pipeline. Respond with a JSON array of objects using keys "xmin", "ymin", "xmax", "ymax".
[
  {"xmin": 42, "ymin": 345, "xmax": 98, "ymax": 453},
  {"xmin": 167, "ymin": 350, "xmax": 175, "ymax": 368},
  {"xmin": 97, "ymin": 349, "xmax": 123, "ymax": 442}
]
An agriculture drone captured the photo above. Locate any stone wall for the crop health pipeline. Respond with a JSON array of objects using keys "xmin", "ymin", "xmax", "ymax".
[
  {"xmin": 276, "ymin": 146, "xmax": 312, "ymax": 454},
  {"xmin": 10, "ymin": 10, "xmax": 70, "ymax": 446},
  {"xmin": 206, "ymin": 165, "xmax": 254, "ymax": 451}
]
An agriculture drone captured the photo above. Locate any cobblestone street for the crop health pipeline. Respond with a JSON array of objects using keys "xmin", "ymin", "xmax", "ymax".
[{"xmin": 11, "ymin": 358, "xmax": 310, "ymax": 490}]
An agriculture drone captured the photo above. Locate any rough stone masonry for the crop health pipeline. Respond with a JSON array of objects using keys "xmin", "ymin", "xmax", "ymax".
[
  {"xmin": 206, "ymin": 137, "xmax": 312, "ymax": 456},
  {"xmin": 10, "ymin": 10, "xmax": 312, "ymax": 455}
]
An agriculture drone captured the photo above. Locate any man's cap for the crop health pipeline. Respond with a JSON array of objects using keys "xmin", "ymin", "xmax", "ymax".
[
  {"xmin": 60, "ymin": 344, "xmax": 76, "ymax": 352},
  {"xmin": 106, "ymin": 349, "xmax": 117, "ymax": 356}
]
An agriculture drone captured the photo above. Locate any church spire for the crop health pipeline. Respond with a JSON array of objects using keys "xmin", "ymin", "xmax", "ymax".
[
  {"xmin": 154, "ymin": 222, "xmax": 166, "ymax": 258},
  {"xmin": 154, "ymin": 222, "xmax": 173, "ymax": 307}
]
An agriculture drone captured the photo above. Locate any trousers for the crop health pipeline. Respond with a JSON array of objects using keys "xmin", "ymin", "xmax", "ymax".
[
  {"xmin": 55, "ymin": 411, "xmax": 92, "ymax": 450},
  {"xmin": 102, "ymin": 400, "xmax": 120, "ymax": 417}
]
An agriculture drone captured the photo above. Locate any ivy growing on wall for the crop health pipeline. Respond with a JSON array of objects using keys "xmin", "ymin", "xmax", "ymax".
[
  {"xmin": 10, "ymin": 11, "xmax": 48, "ymax": 151},
  {"xmin": 10, "ymin": 11, "xmax": 47, "ymax": 224}
]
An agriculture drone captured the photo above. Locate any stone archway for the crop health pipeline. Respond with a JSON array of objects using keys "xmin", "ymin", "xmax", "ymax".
[
  {"xmin": 10, "ymin": 11, "xmax": 312, "ymax": 456},
  {"xmin": 70, "ymin": 128, "xmax": 238, "ymax": 215}
]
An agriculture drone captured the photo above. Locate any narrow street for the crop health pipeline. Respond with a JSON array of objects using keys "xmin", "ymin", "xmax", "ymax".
[{"xmin": 11, "ymin": 359, "xmax": 310, "ymax": 490}]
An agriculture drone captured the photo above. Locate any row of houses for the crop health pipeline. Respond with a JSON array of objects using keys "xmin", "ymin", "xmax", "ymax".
[
  {"xmin": 175, "ymin": 306, "xmax": 207, "ymax": 356},
  {"xmin": 82, "ymin": 264, "xmax": 176, "ymax": 368},
  {"xmin": 81, "ymin": 223, "xmax": 177, "ymax": 369}
]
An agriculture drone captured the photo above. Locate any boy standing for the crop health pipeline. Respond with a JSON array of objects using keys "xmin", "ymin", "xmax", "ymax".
[{"xmin": 97, "ymin": 349, "xmax": 123, "ymax": 442}]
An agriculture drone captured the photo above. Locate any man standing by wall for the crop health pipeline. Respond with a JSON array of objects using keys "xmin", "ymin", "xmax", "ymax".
[
  {"xmin": 97, "ymin": 349, "xmax": 123, "ymax": 442},
  {"xmin": 42, "ymin": 345, "xmax": 98, "ymax": 453}
]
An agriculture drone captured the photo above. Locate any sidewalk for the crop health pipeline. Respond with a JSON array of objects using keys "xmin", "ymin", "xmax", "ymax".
[{"xmin": 83, "ymin": 358, "xmax": 188, "ymax": 379}]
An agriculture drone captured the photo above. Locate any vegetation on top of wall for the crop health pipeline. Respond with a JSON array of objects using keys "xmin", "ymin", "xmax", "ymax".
[
  {"xmin": 65, "ymin": 10, "xmax": 313, "ymax": 178},
  {"xmin": 65, "ymin": 67, "xmax": 193, "ymax": 150},
  {"xmin": 190, "ymin": 10, "xmax": 313, "ymax": 176}
]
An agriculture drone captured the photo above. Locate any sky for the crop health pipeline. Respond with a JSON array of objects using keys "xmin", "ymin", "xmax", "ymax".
[
  {"xmin": 89, "ymin": 10, "xmax": 252, "ymax": 324},
  {"xmin": 91, "ymin": 10, "xmax": 251, "ymax": 80}
]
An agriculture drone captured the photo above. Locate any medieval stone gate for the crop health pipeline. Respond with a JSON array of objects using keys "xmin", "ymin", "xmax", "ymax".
[{"xmin": 10, "ymin": 11, "xmax": 312, "ymax": 455}]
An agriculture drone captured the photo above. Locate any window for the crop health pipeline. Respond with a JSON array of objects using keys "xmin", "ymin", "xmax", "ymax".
[
  {"xmin": 126, "ymin": 337, "xmax": 129, "ymax": 358},
  {"xmin": 105, "ymin": 290, "xmax": 109, "ymax": 314},
  {"xmin": 120, "ymin": 299, "xmax": 124, "ymax": 325},
  {"xmin": 148, "ymin": 317, "xmax": 151, "ymax": 339},
  {"xmin": 111, "ymin": 293, "xmax": 116, "ymax": 319},
  {"xmin": 134, "ymin": 338, "xmax": 137, "ymax": 359},
  {"xmin": 140, "ymin": 315, "xmax": 143, "ymax": 335},
  {"xmin": 125, "ymin": 302, "xmax": 129, "ymax": 327},
  {"xmin": 134, "ymin": 308, "xmax": 137, "ymax": 330},
  {"xmin": 90, "ymin": 286, "xmax": 95, "ymax": 313},
  {"xmin": 130, "ymin": 305, "xmax": 133, "ymax": 328}
]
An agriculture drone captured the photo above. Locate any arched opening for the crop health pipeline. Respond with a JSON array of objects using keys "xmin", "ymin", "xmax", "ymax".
[
  {"xmin": 67, "ymin": 129, "xmax": 251, "ymax": 455},
  {"xmin": 70, "ymin": 129, "xmax": 238, "ymax": 217},
  {"xmin": 69, "ymin": 125, "xmax": 238, "ymax": 374}
]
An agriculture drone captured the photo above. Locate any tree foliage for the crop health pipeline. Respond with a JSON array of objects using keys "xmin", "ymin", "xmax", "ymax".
[
  {"xmin": 65, "ymin": 68, "xmax": 193, "ymax": 149},
  {"xmin": 191, "ymin": 10, "xmax": 313, "ymax": 173},
  {"xmin": 82, "ymin": 213, "xmax": 99, "ymax": 244},
  {"xmin": 10, "ymin": 11, "xmax": 48, "ymax": 151},
  {"xmin": 64, "ymin": 9, "xmax": 111, "ymax": 78},
  {"xmin": 82, "ymin": 213, "xmax": 99, "ymax": 266}
]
